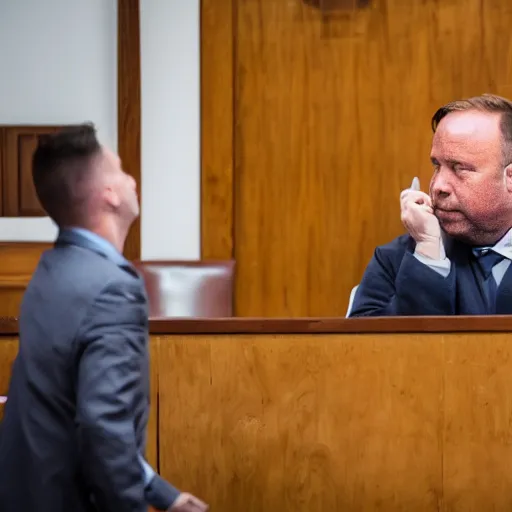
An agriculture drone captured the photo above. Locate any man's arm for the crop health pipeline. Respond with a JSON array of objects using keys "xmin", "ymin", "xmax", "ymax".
[
  {"xmin": 139, "ymin": 454, "xmax": 181, "ymax": 510},
  {"xmin": 349, "ymin": 246, "xmax": 456, "ymax": 316},
  {"xmin": 76, "ymin": 279, "xmax": 179, "ymax": 511}
]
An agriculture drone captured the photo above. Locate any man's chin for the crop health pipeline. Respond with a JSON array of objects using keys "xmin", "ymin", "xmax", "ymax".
[{"xmin": 438, "ymin": 220, "xmax": 471, "ymax": 242}]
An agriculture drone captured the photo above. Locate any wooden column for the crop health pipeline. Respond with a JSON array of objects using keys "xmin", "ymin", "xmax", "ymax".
[{"xmin": 118, "ymin": 0, "xmax": 141, "ymax": 261}]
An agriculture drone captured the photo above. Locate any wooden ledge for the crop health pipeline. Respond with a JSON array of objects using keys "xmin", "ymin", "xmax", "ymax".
[{"xmin": 1, "ymin": 315, "xmax": 512, "ymax": 336}]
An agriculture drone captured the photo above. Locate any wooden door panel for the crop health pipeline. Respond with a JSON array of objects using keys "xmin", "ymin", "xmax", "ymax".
[{"xmin": 200, "ymin": 0, "xmax": 512, "ymax": 316}]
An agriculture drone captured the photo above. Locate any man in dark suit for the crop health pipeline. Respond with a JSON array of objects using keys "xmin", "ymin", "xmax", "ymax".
[
  {"xmin": 0, "ymin": 124, "xmax": 208, "ymax": 511},
  {"xmin": 350, "ymin": 94, "xmax": 512, "ymax": 316}
]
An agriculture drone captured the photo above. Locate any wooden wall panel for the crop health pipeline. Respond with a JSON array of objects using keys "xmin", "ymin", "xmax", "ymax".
[
  {"xmin": 118, "ymin": 0, "xmax": 141, "ymax": 261},
  {"xmin": 157, "ymin": 331, "xmax": 512, "ymax": 511},
  {"xmin": 155, "ymin": 330, "xmax": 512, "ymax": 510},
  {"xmin": 0, "ymin": 243, "xmax": 51, "ymax": 317},
  {"xmin": 146, "ymin": 337, "xmax": 160, "ymax": 471},
  {"xmin": 0, "ymin": 126, "xmax": 61, "ymax": 217},
  {"xmin": 201, "ymin": 0, "xmax": 512, "ymax": 316},
  {"xmin": 200, "ymin": 0, "xmax": 234, "ymax": 260},
  {"xmin": 6, "ymin": 325, "xmax": 512, "ymax": 509}
]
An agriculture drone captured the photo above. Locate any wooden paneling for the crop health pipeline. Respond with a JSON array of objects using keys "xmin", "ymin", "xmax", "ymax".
[
  {"xmin": 5, "ymin": 320, "xmax": 512, "ymax": 509},
  {"xmin": 118, "ymin": 0, "xmax": 141, "ymax": 261},
  {"xmin": 0, "ymin": 125, "xmax": 61, "ymax": 216},
  {"xmin": 155, "ymin": 330, "xmax": 512, "ymax": 511},
  {"xmin": 158, "ymin": 333, "xmax": 442, "ymax": 510},
  {"xmin": 443, "ymin": 333, "xmax": 512, "ymax": 511},
  {"xmin": 200, "ymin": 0, "xmax": 234, "ymax": 260},
  {"xmin": 201, "ymin": 0, "xmax": 512, "ymax": 316},
  {"xmin": 146, "ymin": 338, "xmax": 160, "ymax": 470},
  {"xmin": 0, "ymin": 337, "xmax": 17, "ymax": 422},
  {"xmin": 0, "ymin": 243, "xmax": 51, "ymax": 317}
]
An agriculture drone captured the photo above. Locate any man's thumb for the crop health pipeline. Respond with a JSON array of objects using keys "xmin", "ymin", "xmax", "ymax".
[{"xmin": 410, "ymin": 177, "xmax": 420, "ymax": 191}]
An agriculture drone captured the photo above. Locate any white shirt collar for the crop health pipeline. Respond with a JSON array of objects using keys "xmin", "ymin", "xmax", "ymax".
[{"xmin": 490, "ymin": 227, "xmax": 512, "ymax": 260}]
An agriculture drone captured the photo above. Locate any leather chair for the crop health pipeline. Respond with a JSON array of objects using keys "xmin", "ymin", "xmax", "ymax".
[{"xmin": 134, "ymin": 260, "xmax": 235, "ymax": 318}]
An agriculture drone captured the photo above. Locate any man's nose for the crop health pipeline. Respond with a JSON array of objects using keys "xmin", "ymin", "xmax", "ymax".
[{"xmin": 430, "ymin": 170, "xmax": 451, "ymax": 199}]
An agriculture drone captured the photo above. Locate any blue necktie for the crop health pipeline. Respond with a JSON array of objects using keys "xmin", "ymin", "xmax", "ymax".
[{"xmin": 473, "ymin": 248, "xmax": 505, "ymax": 312}]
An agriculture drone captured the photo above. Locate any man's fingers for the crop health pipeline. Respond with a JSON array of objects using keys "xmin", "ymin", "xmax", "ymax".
[
  {"xmin": 400, "ymin": 190, "xmax": 432, "ymax": 207},
  {"xmin": 179, "ymin": 494, "xmax": 208, "ymax": 511},
  {"xmin": 188, "ymin": 496, "xmax": 208, "ymax": 510},
  {"xmin": 171, "ymin": 493, "xmax": 208, "ymax": 511}
]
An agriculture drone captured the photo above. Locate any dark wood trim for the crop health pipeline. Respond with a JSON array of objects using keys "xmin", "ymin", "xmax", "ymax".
[
  {"xmin": 3, "ymin": 316, "xmax": 512, "ymax": 336},
  {"xmin": 0, "ymin": 127, "xmax": 4, "ymax": 215},
  {"xmin": 200, "ymin": 0, "xmax": 235, "ymax": 260},
  {"xmin": 1, "ymin": 125, "xmax": 62, "ymax": 217},
  {"xmin": 118, "ymin": 0, "xmax": 141, "ymax": 261},
  {"xmin": 149, "ymin": 316, "xmax": 512, "ymax": 334}
]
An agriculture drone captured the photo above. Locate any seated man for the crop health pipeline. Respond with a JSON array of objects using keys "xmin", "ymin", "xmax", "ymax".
[{"xmin": 350, "ymin": 94, "xmax": 512, "ymax": 316}]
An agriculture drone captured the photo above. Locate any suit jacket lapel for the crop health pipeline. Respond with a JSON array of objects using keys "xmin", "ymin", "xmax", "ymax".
[{"xmin": 449, "ymin": 238, "xmax": 488, "ymax": 314}]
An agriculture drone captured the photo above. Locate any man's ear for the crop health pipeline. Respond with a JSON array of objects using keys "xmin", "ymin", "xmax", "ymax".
[{"xmin": 103, "ymin": 186, "xmax": 121, "ymax": 209}]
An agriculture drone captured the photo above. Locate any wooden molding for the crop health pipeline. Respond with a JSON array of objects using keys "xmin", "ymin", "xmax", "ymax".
[
  {"xmin": 200, "ymin": 0, "xmax": 235, "ymax": 260},
  {"xmin": 118, "ymin": 0, "xmax": 141, "ymax": 261},
  {"xmin": 2, "ymin": 315, "xmax": 512, "ymax": 335}
]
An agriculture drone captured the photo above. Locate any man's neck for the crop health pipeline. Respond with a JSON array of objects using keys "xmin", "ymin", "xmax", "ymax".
[
  {"xmin": 93, "ymin": 226, "xmax": 126, "ymax": 254},
  {"xmin": 65, "ymin": 220, "xmax": 127, "ymax": 255}
]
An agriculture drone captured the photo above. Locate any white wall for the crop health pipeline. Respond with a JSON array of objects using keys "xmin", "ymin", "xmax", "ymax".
[
  {"xmin": 0, "ymin": 0, "xmax": 201, "ymax": 259},
  {"xmin": 0, "ymin": 0, "xmax": 118, "ymax": 241},
  {"xmin": 140, "ymin": 0, "xmax": 200, "ymax": 260}
]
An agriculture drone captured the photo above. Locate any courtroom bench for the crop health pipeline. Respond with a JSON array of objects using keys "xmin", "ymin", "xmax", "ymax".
[{"xmin": 2, "ymin": 315, "xmax": 512, "ymax": 511}]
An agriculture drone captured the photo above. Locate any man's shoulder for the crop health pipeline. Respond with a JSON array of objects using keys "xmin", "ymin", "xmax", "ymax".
[
  {"xmin": 45, "ymin": 243, "xmax": 135, "ymax": 283},
  {"xmin": 28, "ymin": 244, "xmax": 141, "ymax": 308}
]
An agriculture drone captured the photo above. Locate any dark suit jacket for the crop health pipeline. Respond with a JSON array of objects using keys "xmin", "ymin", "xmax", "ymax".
[
  {"xmin": 350, "ymin": 234, "xmax": 512, "ymax": 316},
  {"xmin": 0, "ymin": 229, "xmax": 179, "ymax": 512}
]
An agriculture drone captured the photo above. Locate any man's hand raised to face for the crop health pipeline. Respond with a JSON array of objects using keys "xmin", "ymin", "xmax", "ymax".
[{"xmin": 400, "ymin": 177, "xmax": 443, "ymax": 260}]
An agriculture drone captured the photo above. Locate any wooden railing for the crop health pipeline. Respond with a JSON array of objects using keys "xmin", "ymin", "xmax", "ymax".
[{"xmin": 2, "ymin": 316, "xmax": 512, "ymax": 511}]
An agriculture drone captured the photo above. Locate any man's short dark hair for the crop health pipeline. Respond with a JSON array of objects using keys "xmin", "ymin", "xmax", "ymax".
[
  {"xmin": 431, "ymin": 93, "xmax": 512, "ymax": 164},
  {"xmin": 32, "ymin": 123, "xmax": 101, "ymax": 225}
]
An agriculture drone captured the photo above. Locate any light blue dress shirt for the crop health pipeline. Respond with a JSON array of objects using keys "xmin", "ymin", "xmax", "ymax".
[{"xmin": 414, "ymin": 228, "xmax": 512, "ymax": 285}]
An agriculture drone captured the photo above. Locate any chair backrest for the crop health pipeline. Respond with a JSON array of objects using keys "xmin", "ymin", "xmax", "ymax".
[
  {"xmin": 346, "ymin": 284, "xmax": 359, "ymax": 317},
  {"xmin": 134, "ymin": 260, "xmax": 235, "ymax": 318}
]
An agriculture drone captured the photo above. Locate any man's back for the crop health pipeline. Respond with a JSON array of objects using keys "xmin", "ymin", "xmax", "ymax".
[{"xmin": 0, "ymin": 238, "xmax": 150, "ymax": 512}]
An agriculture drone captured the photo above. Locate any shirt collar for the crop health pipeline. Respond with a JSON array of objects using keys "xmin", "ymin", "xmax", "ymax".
[
  {"xmin": 472, "ymin": 227, "xmax": 512, "ymax": 261},
  {"xmin": 57, "ymin": 227, "xmax": 129, "ymax": 267}
]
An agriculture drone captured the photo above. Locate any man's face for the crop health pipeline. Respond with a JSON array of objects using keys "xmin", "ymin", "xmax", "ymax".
[
  {"xmin": 429, "ymin": 110, "xmax": 512, "ymax": 245},
  {"xmin": 100, "ymin": 147, "xmax": 140, "ymax": 223}
]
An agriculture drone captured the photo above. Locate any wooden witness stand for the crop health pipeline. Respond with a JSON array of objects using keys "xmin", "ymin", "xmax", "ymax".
[{"xmin": 1, "ymin": 315, "xmax": 512, "ymax": 510}]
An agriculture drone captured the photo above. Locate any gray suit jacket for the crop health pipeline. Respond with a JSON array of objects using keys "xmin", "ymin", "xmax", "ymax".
[{"xmin": 0, "ymin": 229, "xmax": 179, "ymax": 512}]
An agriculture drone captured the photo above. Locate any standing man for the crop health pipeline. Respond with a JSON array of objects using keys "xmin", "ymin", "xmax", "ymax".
[
  {"xmin": 350, "ymin": 94, "xmax": 512, "ymax": 316},
  {"xmin": 0, "ymin": 124, "xmax": 208, "ymax": 512}
]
